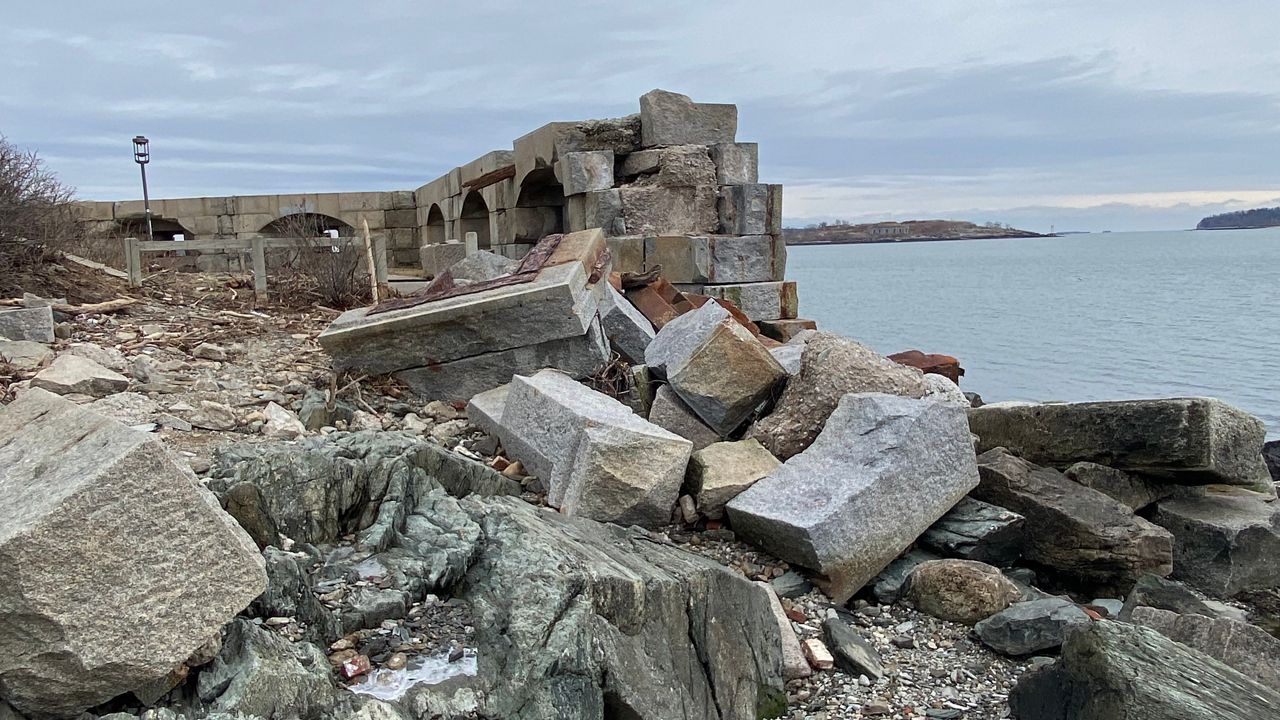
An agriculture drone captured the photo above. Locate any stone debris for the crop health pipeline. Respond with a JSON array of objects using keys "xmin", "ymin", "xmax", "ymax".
[
  {"xmin": 0, "ymin": 339, "xmax": 53, "ymax": 371},
  {"xmin": 756, "ymin": 581, "xmax": 813, "ymax": 680},
  {"xmin": 645, "ymin": 300, "xmax": 785, "ymax": 436},
  {"xmin": 262, "ymin": 401, "xmax": 306, "ymax": 439},
  {"xmin": 31, "ymin": 353, "xmax": 130, "ymax": 397},
  {"xmin": 919, "ymin": 496, "xmax": 1026, "ymax": 566},
  {"xmin": 1149, "ymin": 490, "xmax": 1280, "ymax": 596},
  {"xmin": 969, "ymin": 397, "xmax": 1272, "ymax": 488},
  {"xmin": 974, "ymin": 598, "xmax": 1091, "ymax": 656},
  {"xmin": 802, "ymin": 638, "xmax": 836, "ymax": 671},
  {"xmin": 684, "ymin": 438, "xmax": 780, "ymax": 520},
  {"xmin": 901, "ymin": 559, "xmax": 1024, "ymax": 625},
  {"xmin": 0, "ymin": 305, "xmax": 54, "ymax": 342},
  {"xmin": 748, "ymin": 332, "xmax": 928, "ymax": 459},
  {"xmin": 821, "ymin": 618, "xmax": 884, "ymax": 679},
  {"xmin": 598, "ymin": 281, "xmax": 655, "ymax": 364},
  {"xmin": 729, "ymin": 393, "xmax": 979, "ymax": 603},
  {"xmin": 0, "ymin": 390, "xmax": 266, "ymax": 718},
  {"xmin": 646, "ymin": 384, "xmax": 721, "ymax": 450},
  {"xmin": 446, "ymin": 249, "xmax": 519, "ymax": 285}
]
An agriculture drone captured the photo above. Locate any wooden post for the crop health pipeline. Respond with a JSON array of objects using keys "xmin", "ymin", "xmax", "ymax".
[
  {"xmin": 361, "ymin": 220, "xmax": 380, "ymax": 304},
  {"xmin": 122, "ymin": 236, "xmax": 142, "ymax": 288},
  {"xmin": 250, "ymin": 236, "xmax": 267, "ymax": 301},
  {"xmin": 373, "ymin": 235, "xmax": 388, "ymax": 285}
]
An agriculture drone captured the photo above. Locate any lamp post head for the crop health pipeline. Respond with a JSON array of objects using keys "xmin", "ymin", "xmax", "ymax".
[{"xmin": 132, "ymin": 135, "xmax": 150, "ymax": 165}]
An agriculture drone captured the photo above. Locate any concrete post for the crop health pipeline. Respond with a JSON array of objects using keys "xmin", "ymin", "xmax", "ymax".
[
  {"xmin": 250, "ymin": 236, "xmax": 268, "ymax": 301},
  {"xmin": 464, "ymin": 231, "xmax": 479, "ymax": 256}
]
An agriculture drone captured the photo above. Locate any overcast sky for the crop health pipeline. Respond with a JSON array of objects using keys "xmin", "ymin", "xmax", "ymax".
[{"xmin": 4, "ymin": 1, "xmax": 1279, "ymax": 232}]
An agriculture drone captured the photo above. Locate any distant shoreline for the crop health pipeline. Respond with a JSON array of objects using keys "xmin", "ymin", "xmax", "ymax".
[{"xmin": 786, "ymin": 231, "xmax": 1047, "ymax": 247}]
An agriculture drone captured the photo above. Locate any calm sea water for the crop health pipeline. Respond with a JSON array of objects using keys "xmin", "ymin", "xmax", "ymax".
[{"xmin": 787, "ymin": 228, "xmax": 1280, "ymax": 439}]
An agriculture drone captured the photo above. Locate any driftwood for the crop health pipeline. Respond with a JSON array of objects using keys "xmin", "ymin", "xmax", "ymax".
[{"xmin": 0, "ymin": 297, "xmax": 138, "ymax": 314}]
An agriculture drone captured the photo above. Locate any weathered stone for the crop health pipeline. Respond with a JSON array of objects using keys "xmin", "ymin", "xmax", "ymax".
[
  {"xmin": 195, "ymin": 619, "xmax": 338, "ymax": 718},
  {"xmin": 888, "ymin": 350, "xmax": 964, "ymax": 383},
  {"xmin": 619, "ymin": 145, "xmax": 716, "ymax": 186},
  {"xmin": 729, "ymin": 393, "xmax": 980, "ymax": 603},
  {"xmin": 1264, "ymin": 440, "xmax": 1280, "ymax": 483},
  {"xmin": 559, "ymin": 150, "xmax": 614, "ymax": 195},
  {"xmin": 643, "ymin": 234, "xmax": 785, "ymax": 284},
  {"xmin": 974, "ymin": 448, "xmax": 1173, "ymax": 594},
  {"xmin": 685, "ymin": 439, "xmax": 780, "ymax": 520},
  {"xmin": 822, "ymin": 618, "xmax": 883, "ymax": 679},
  {"xmin": 262, "ymin": 401, "xmax": 306, "ymax": 439},
  {"xmin": 717, "ymin": 184, "xmax": 769, "ymax": 235},
  {"xmin": 920, "ymin": 496, "xmax": 1026, "ymax": 566},
  {"xmin": 88, "ymin": 391, "xmax": 161, "ymax": 426},
  {"xmin": 447, "ymin": 249, "xmax": 519, "ymax": 285},
  {"xmin": 419, "ymin": 242, "xmax": 467, "ymax": 278},
  {"xmin": 974, "ymin": 598, "xmax": 1091, "ymax": 656},
  {"xmin": 193, "ymin": 342, "xmax": 229, "ymax": 361},
  {"xmin": 598, "ymin": 283, "xmax": 654, "ymax": 364},
  {"xmin": 64, "ymin": 343, "xmax": 128, "ymax": 372},
  {"xmin": 748, "ymin": 332, "xmax": 927, "ymax": 459},
  {"xmin": 645, "ymin": 301, "xmax": 785, "ymax": 436},
  {"xmin": 700, "ymin": 281, "xmax": 797, "ymax": 321},
  {"xmin": 181, "ymin": 399, "xmax": 239, "ymax": 431},
  {"xmin": 1064, "ymin": 461, "xmax": 1183, "ymax": 510},
  {"xmin": 0, "ymin": 306, "xmax": 53, "ymax": 343},
  {"xmin": 394, "ymin": 318, "xmax": 610, "ymax": 402},
  {"xmin": 1130, "ymin": 606, "xmax": 1280, "ymax": 686},
  {"xmin": 871, "ymin": 548, "xmax": 942, "ymax": 604},
  {"xmin": 1117, "ymin": 573, "xmax": 1215, "ymax": 621},
  {"xmin": 755, "ymin": 581, "xmax": 811, "ymax": 680},
  {"xmin": 647, "ymin": 384, "xmax": 721, "ymax": 450},
  {"xmin": 969, "ymin": 398, "xmax": 1271, "ymax": 487},
  {"xmin": 1149, "ymin": 491, "xmax": 1280, "ymax": 597},
  {"xmin": 769, "ymin": 343, "xmax": 804, "ymax": 375},
  {"xmin": 922, "ymin": 373, "xmax": 969, "ymax": 407},
  {"xmin": 565, "ymin": 189, "xmax": 625, "ymax": 235},
  {"xmin": 709, "ymin": 143, "xmax": 759, "ymax": 185},
  {"xmin": 618, "ymin": 184, "xmax": 718, "ymax": 235},
  {"xmin": 298, "ymin": 387, "xmax": 355, "ymax": 431},
  {"xmin": 0, "ymin": 340, "xmax": 52, "ymax": 371},
  {"xmin": 770, "ymin": 570, "xmax": 813, "ymax": 599},
  {"xmin": 638, "ymin": 88, "xmax": 737, "ymax": 147},
  {"xmin": 493, "ymin": 370, "xmax": 691, "ymax": 526},
  {"xmin": 902, "ymin": 559, "xmax": 1023, "ymax": 625},
  {"xmin": 757, "ymin": 318, "xmax": 817, "ymax": 343},
  {"xmin": 30, "ymin": 354, "xmax": 129, "ymax": 397},
  {"xmin": 465, "ymin": 383, "xmax": 509, "ymax": 438},
  {"xmin": 0, "ymin": 390, "xmax": 266, "ymax": 718},
  {"xmin": 1008, "ymin": 620, "xmax": 1280, "ymax": 720}
]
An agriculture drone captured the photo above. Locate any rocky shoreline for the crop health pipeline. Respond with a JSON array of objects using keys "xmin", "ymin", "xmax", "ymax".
[{"xmin": 2, "ymin": 244, "xmax": 1279, "ymax": 720}]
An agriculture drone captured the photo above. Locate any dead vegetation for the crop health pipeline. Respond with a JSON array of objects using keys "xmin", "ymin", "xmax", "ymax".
[{"xmin": 0, "ymin": 135, "xmax": 84, "ymax": 279}]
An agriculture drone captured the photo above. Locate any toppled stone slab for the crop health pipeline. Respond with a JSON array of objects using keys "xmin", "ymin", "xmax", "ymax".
[
  {"xmin": 969, "ymin": 398, "xmax": 1271, "ymax": 487},
  {"xmin": 0, "ymin": 390, "xmax": 266, "ymax": 718},
  {"xmin": 639, "ymin": 88, "xmax": 737, "ymax": 147},
  {"xmin": 493, "ymin": 370, "xmax": 692, "ymax": 526},
  {"xmin": 31, "ymin": 354, "xmax": 130, "ymax": 397},
  {"xmin": 902, "ymin": 559, "xmax": 1023, "ymax": 625},
  {"xmin": 920, "ymin": 497, "xmax": 1026, "ymax": 566},
  {"xmin": 700, "ymin": 281, "xmax": 797, "ymax": 321},
  {"xmin": 1064, "ymin": 461, "xmax": 1185, "ymax": 510},
  {"xmin": 729, "ymin": 393, "xmax": 979, "ymax": 603},
  {"xmin": 769, "ymin": 343, "xmax": 804, "ymax": 375},
  {"xmin": 1008, "ymin": 621, "xmax": 1280, "ymax": 720},
  {"xmin": 0, "ymin": 305, "xmax": 54, "ymax": 343},
  {"xmin": 647, "ymin": 384, "xmax": 721, "ymax": 450},
  {"xmin": 1149, "ymin": 491, "xmax": 1280, "ymax": 596},
  {"xmin": 599, "ymin": 283, "xmax": 654, "ymax": 365},
  {"xmin": 1130, "ymin": 606, "xmax": 1280, "ymax": 687},
  {"xmin": 975, "ymin": 598, "xmax": 1090, "ymax": 656},
  {"xmin": 756, "ymin": 581, "xmax": 811, "ymax": 680},
  {"xmin": 0, "ymin": 339, "xmax": 52, "ymax": 371},
  {"xmin": 394, "ymin": 317, "xmax": 610, "ymax": 402},
  {"xmin": 685, "ymin": 439, "xmax": 780, "ymax": 520},
  {"xmin": 645, "ymin": 301, "xmax": 785, "ymax": 436},
  {"xmin": 448, "ymin": 249, "xmax": 519, "ymax": 285},
  {"xmin": 466, "ymin": 383, "xmax": 509, "ymax": 439},
  {"xmin": 748, "ymin": 332, "xmax": 927, "ymax": 459},
  {"xmin": 975, "ymin": 448, "xmax": 1173, "ymax": 594}
]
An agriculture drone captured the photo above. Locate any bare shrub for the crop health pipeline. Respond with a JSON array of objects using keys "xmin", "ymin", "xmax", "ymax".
[
  {"xmin": 0, "ymin": 135, "xmax": 82, "ymax": 270},
  {"xmin": 272, "ymin": 208, "xmax": 369, "ymax": 308}
]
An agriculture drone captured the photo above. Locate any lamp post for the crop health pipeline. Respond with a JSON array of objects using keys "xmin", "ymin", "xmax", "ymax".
[{"xmin": 132, "ymin": 135, "xmax": 153, "ymax": 242}]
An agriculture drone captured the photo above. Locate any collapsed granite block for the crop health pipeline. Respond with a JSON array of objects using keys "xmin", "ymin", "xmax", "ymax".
[
  {"xmin": 686, "ymin": 439, "xmax": 780, "ymax": 520},
  {"xmin": 639, "ymin": 89, "xmax": 737, "ymax": 147},
  {"xmin": 394, "ymin": 318, "xmax": 610, "ymax": 403},
  {"xmin": 419, "ymin": 241, "xmax": 467, "ymax": 278},
  {"xmin": 0, "ymin": 305, "xmax": 54, "ymax": 343},
  {"xmin": 0, "ymin": 390, "xmax": 266, "ymax": 718},
  {"xmin": 560, "ymin": 150, "xmax": 614, "ymax": 195},
  {"xmin": 644, "ymin": 301, "xmax": 785, "ymax": 436},
  {"xmin": 1150, "ymin": 491, "xmax": 1280, "ymax": 597},
  {"xmin": 618, "ymin": 184, "xmax": 718, "ymax": 236},
  {"xmin": 31, "ymin": 354, "xmax": 130, "ymax": 398},
  {"xmin": 700, "ymin": 281, "xmax": 798, "ymax": 321},
  {"xmin": 599, "ymin": 283, "xmax": 655, "ymax": 365},
  {"xmin": 968, "ymin": 398, "xmax": 1271, "ymax": 487},
  {"xmin": 448, "ymin": 249, "xmax": 519, "ymax": 285},
  {"xmin": 493, "ymin": 370, "xmax": 692, "ymax": 526},
  {"xmin": 709, "ymin": 143, "xmax": 759, "ymax": 185},
  {"xmin": 648, "ymin": 384, "xmax": 721, "ymax": 451},
  {"xmin": 728, "ymin": 393, "xmax": 980, "ymax": 603},
  {"xmin": 643, "ymin": 234, "xmax": 786, "ymax": 284},
  {"xmin": 717, "ymin": 184, "xmax": 770, "ymax": 235},
  {"xmin": 466, "ymin": 383, "xmax": 509, "ymax": 439}
]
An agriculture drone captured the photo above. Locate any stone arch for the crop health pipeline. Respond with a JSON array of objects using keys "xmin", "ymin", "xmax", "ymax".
[
  {"xmin": 459, "ymin": 191, "xmax": 491, "ymax": 250},
  {"xmin": 425, "ymin": 204, "xmax": 446, "ymax": 245},
  {"xmin": 115, "ymin": 216, "xmax": 195, "ymax": 242},
  {"xmin": 258, "ymin": 212, "xmax": 354, "ymax": 237},
  {"xmin": 514, "ymin": 168, "xmax": 565, "ymax": 241}
]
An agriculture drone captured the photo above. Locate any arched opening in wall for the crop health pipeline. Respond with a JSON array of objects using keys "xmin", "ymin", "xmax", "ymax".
[
  {"xmin": 459, "ymin": 192, "xmax": 491, "ymax": 250},
  {"xmin": 425, "ymin": 204, "xmax": 446, "ymax": 245},
  {"xmin": 258, "ymin": 213, "xmax": 354, "ymax": 238},
  {"xmin": 115, "ymin": 217, "xmax": 195, "ymax": 243},
  {"xmin": 514, "ymin": 168, "xmax": 565, "ymax": 242}
]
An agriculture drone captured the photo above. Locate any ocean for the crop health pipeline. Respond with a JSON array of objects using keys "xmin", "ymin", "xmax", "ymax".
[{"xmin": 786, "ymin": 227, "xmax": 1280, "ymax": 439}]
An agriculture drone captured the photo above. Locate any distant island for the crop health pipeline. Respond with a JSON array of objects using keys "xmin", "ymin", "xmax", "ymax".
[
  {"xmin": 1197, "ymin": 206, "xmax": 1280, "ymax": 230},
  {"xmin": 784, "ymin": 219, "xmax": 1043, "ymax": 246}
]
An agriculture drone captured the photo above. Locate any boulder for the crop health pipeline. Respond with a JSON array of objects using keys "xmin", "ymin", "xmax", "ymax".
[
  {"xmin": 1149, "ymin": 491, "xmax": 1280, "ymax": 597},
  {"xmin": 974, "ymin": 598, "xmax": 1091, "ymax": 656},
  {"xmin": 195, "ymin": 619, "xmax": 338, "ymax": 718},
  {"xmin": 181, "ymin": 400, "xmax": 239, "ymax": 431},
  {"xmin": 1064, "ymin": 461, "xmax": 1183, "ymax": 511},
  {"xmin": 684, "ymin": 439, "xmax": 780, "ymax": 520},
  {"xmin": 1264, "ymin": 439, "xmax": 1279, "ymax": 483},
  {"xmin": 0, "ymin": 390, "xmax": 266, "ymax": 718},
  {"xmin": 755, "ymin": 581, "xmax": 811, "ymax": 680},
  {"xmin": 644, "ymin": 301, "xmax": 785, "ymax": 436},
  {"xmin": 871, "ymin": 548, "xmax": 942, "ymax": 605},
  {"xmin": 1130, "ymin": 606, "xmax": 1280, "ymax": 687},
  {"xmin": 31, "ymin": 354, "xmax": 129, "ymax": 397},
  {"xmin": 447, "ymin": 249, "xmax": 519, "ymax": 285},
  {"xmin": 0, "ymin": 340, "xmax": 52, "ymax": 371},
  {"xmin": 921, "ymin": 373, "xmax": 968, "ymax": 407},
  {"xmin": 647, "ymin": 384, "xmax": 721, "ymax": 450},
  {"xmin": 1118, "ymin": 574, "xmax": 1215, "ymax": 621},
  {"xmin": 638, "ymin": 88, "xmax": 737, "ymax": 147},
  {"xmin": 974, "ymin": 448, "xmax": 1173, "ymax": 594},
  {"xmin": 88, "ymin": 391, "xmax": 161, "ymax": 426},
  {"xmin": 968, "ymin": 398, "xmax": 1271, "ymax": 487},
  {"xmin": 491, "ymin": 370, "xmax": 691, "ymax": 527},
  {"xmin": 598, "ymin": 283, "xmax": 654, "ymax": 365},
  {"xmin": 1008, "ymin": 621, "xmax": 1280, "ymax": 720},
  {"xmin": 747, "ymin": 333, "xmax": 927, "ymax": 459},
  {"xmin": 821, "ymin": 618, "xmax": 883, "ymax": 679},
  {"xmin": 920, "ymin": 497, "xmax": 1025, "ymax": 566},
  {"xmin": 262, "ymin": 401, "xmax": 306, "ymax": 439},
  {"xmin": 757, "ymin": 319, "xmax": 817, "ymax": 343},
  {"xmin": 902, "ymin": 559, "xmax": 1023, "ymax": 625},
  {"xmin": 728, "ymin": 393, "xmax": 979, "ymax": 603},
  {"xmin": 0, "ymin": 306, "xmax": 54, "ymax": 343}
]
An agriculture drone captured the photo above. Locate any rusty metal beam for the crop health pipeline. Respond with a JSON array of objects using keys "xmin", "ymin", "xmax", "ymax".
[{"xmin": 461, "ymin": 164, "xmax": 516, "ymax": 192}]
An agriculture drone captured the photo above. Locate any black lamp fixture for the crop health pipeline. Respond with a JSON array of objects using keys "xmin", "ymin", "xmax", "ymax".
[{"xmin": 132, "ymin": 135, "xmax": 153, "ymax": 241}]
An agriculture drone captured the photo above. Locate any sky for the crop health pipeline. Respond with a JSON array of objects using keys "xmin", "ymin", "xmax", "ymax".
[{"xmin": 3, "ymin": 1, "xmax": 1279, "ymax": 233}]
